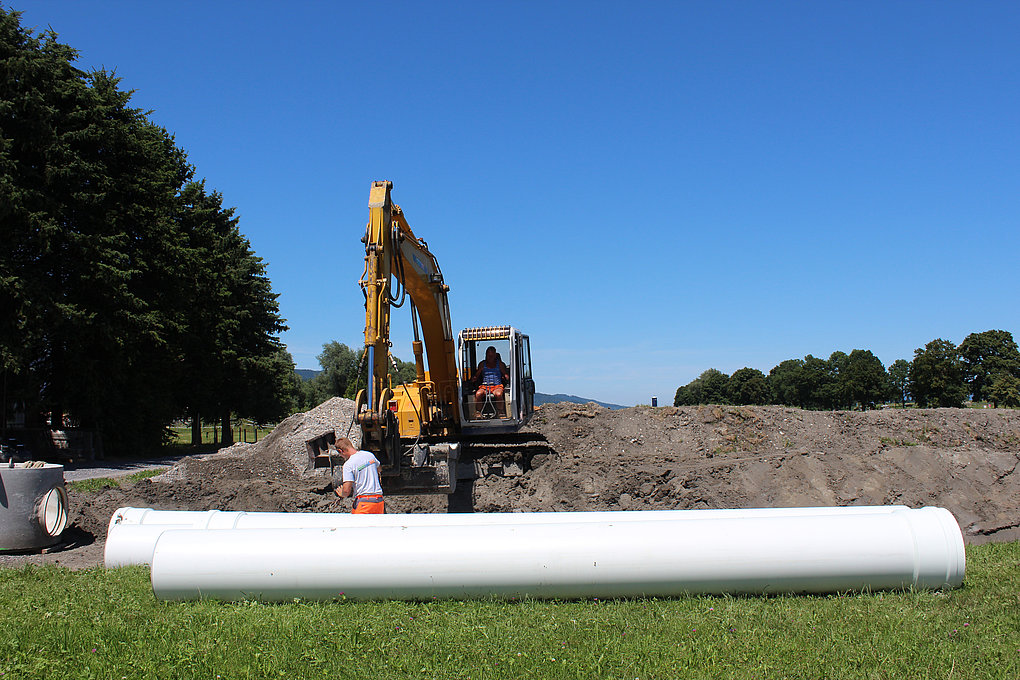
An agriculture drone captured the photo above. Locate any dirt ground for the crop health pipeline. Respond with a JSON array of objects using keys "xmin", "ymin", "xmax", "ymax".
[{"xmin": 2, "ymin": 398, "xmax": 1018, "ymax": 570}]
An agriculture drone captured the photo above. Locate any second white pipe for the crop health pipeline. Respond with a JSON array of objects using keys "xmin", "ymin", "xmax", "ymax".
[
  {"xmin": 106, "ymin": 505, "xmax": 910, "ymax": 567},
  {"xmin": 149, "ymin": 507, "xmax": 966, "ymax": 601}
]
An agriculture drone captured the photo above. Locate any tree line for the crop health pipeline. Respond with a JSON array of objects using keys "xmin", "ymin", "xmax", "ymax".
[
  {"xmin": 674, "ymin": 330, "xmax": 1020, "ymax": 410},
  {"xmin": 296, "ymin": 341, "xmax": 416, "ymax": 410},
  {"xmin": 1, "ymin": 9, "xmax": 298, "ymax": 453}
]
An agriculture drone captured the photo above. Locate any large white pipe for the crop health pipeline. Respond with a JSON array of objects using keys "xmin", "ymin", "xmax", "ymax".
[
  {"xmin": 109, "ymin": 505, "xmax": 912, "ymax": 531},
  {"xmin": 150, "ymin": 507, "xmax": 965, "ymax": 601},
  {"xmin": 106, "ymin": 505, "xmax": 911, "ymax": 567}
]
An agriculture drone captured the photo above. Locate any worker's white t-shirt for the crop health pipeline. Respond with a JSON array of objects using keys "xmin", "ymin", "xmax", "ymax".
[{"xmin": 342, "ymin": 450, "xmax": 383, "ymax": 497}]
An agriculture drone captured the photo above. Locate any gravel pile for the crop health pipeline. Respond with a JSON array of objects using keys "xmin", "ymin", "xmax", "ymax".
[
  {"xmin": 156, "ymin": 397, "xmax": 359, "ymax": 483},
  {"xmin": 255, "ymin": 396, "xmax": 361, "ymax": 474}
]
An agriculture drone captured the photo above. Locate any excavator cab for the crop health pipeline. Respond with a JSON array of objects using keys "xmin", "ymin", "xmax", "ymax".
[{"xmin": 458, "ymin": 326, "xmax": 535, "ymax": 434}]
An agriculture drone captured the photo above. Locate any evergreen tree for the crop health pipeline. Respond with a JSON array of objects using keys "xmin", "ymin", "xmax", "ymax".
[
  {"xmin": 1, "ymin": 9, "xmax": 191, "ymax": 450},
  {"xmin": 238, "ymin": 347, "xmax": 302, "ymax": 424},
  {"xmin": 1, "ymin": 9, "xmax": 290, "ymax": 453},
  {"xmin": 206, "ymin": 195, "xmax": 287, "ymax": 444}
]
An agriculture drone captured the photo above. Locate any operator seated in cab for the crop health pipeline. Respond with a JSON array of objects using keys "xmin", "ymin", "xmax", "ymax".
[{"xmin": 473, "ymin": 345, "xmax": 510, "ymax": 417}]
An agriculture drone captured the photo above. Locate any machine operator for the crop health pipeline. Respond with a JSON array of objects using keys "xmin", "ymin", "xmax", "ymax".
[{"xmin": 473, "ymin": 345, "xmax": 510, "ymax": 411}]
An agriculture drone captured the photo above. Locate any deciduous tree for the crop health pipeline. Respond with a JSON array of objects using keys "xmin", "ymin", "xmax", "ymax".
[
  {"xmin": 800, "ymin": 355, "xmax": 834, "ymax": 410},
  {"xmin": 959, "ymin": 330, "xmax": 1020, "ymax": 403},
  {"xmin": 673, "ymin": 369, "xmax": 729, "ymax": 406},
  {"xmin": 815, "ymin": 352, "xmax": 849, "ymax": 410},
  {"xmin": 843, "ymin": 349, "xmax": 887, "ymax": 410},
  {"xmin": 695, "ymin": 368, "xmax": 729, "ymax": 405},
  {"xmin": 887, "ymin": 359, "xmax": 911, "ymax": 407},
  {"xmin": 303, "ymin": 342, "xmax": 419, "ymax": 409},
  {"xmin": 673, "ymin": 384, "xmax": 691, "ymax": 407},
  {"xmin": 910, "ymin": 339, "xmax": 967, "ymax": 408},
  {"xmin": 314, "ymin": 342, "xmax": 363, "ymax": 400},
  {"xmin": 768, "ymin": 359, "xmax": 805, "ymax": 407},
  {"xmin": 987, "ymin": 374, "xmax": 1020, "ymax": 409},
  {"xmin": 726, "ymin": 367, "xmax": 769, "ymax": 405}
]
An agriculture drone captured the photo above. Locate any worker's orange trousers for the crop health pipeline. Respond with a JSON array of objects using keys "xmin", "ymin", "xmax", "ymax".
[{"xmin": 353, "ymin": 495, "xmax": 384, "ymax": 514}]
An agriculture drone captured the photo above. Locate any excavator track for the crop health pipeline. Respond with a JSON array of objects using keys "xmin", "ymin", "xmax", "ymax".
[{"xmin": 444, "ymin": 429, "xmax": 555, "ymax": 510}]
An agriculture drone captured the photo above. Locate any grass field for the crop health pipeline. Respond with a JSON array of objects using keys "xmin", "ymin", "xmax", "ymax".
[
  {"xmin": 169, "ymin": 424, "xmax": 274, "ymax": 446},
  {"xmin": 1, "ymin": 542, "xmax": 1017, "ymax": 679},
  {"xmin": 66, "ymin": 469, "xmax": 165, "ymax": 493}
]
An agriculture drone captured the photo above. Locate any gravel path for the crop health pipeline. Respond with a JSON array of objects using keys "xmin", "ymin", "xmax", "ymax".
[{"xmin": 61, "ymin": 453, "xmax": 216, "ymax": 481}]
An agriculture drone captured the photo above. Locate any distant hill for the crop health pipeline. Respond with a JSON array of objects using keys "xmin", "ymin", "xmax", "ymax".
[
  {"xmin": 534, "ymin": 392, "xmax": 626, "ymax": 410},
  {"xmin": 295, "ymin": 369, "xmax": 321, "ymax": 381}
]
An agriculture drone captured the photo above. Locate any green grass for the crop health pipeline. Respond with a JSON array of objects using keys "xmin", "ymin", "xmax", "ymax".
[
  {"xmin": 66, "ymin": 469, "xmax": 164, "ymax": 493},
  {"xmin": 879, "ymin": 437, "xmax": 917, "ymax": 447},
  {"xmin": 1, "ymin": 543, "xmax": 1018, "ymax": 679}
]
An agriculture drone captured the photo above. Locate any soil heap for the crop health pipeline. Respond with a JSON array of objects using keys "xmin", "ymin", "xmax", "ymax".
[{"xmin": 3, "ymin": 399, "xmax": 1018, "ymax": 569}]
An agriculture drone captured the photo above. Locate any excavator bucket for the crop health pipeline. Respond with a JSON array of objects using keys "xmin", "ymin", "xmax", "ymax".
[{"xmin": 304, "ymin": 430, "xmax": 337, "ymax": 470}]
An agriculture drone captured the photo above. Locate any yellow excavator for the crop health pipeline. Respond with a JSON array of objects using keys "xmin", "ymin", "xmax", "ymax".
[{"xmin": 307, "ymin": 181, "xmax": 535, "ymax": 494}]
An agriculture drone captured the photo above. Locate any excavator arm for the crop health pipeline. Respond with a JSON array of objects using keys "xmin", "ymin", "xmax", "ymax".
[{"xmin": 356, "ymin": 181, "xmax": 461, "ymax": 491}]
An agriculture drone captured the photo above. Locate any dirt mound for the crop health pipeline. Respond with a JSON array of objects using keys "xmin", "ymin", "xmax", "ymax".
[
  {"xmin": 3, "ymin": 400, "xmax": 1017, "ymax": 570},
  {"xmin": 63, "ymin": 397, "xmax": 446, "ymax": 550},
  {"xmin": 159, "ymin": 396, "xmax": 361, "ymax": 482},
  {"xmin": 72, "ymin": 398, "xmax": 363, "ymax": 538},
  {"xmin": 473, "ymin": 404, "xmax": 1020, "ymax": 543}
]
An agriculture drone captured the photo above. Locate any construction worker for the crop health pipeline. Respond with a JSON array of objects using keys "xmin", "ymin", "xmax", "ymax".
[{"xmin": 333, "ymin": 437, "xmax": 384, "ymax": 514}]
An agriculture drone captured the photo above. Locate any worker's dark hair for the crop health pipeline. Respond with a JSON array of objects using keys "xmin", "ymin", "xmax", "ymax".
[{"xmin": 486, "ymin": 345, "xmax": 496, "ymax": 353}]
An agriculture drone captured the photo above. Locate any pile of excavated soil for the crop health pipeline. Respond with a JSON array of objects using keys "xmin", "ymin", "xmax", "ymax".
[
  {"xmin": 2, "ymin": 400, "xmax": 1017, "ymax": 570},
  {"xmin": 467, "ymin": 404, "xmax": 1020, "ymax": 543}
]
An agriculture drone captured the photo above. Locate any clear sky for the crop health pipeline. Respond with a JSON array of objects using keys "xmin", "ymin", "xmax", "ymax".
[{"xmin": 11, "ymin": 1, "xmax": 1019, "ymax": 406}]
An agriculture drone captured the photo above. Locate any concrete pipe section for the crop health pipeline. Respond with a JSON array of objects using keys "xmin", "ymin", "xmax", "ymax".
[
  {"xmin": 140, "ymin": 506, "xmax": 965, "ymax": 601},
  {"xmin": 106, "ymin": 505, "xmax": 912, "ymax": 567},
  {"xmin": 0, "ymin": 463, "xmax": 69, "ymax": 551}
]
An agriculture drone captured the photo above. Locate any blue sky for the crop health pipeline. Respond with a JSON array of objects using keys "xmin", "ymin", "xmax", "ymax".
[{"xmin": 11, "ymin": 1, "xmax": 1019, "ymax": 406}]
